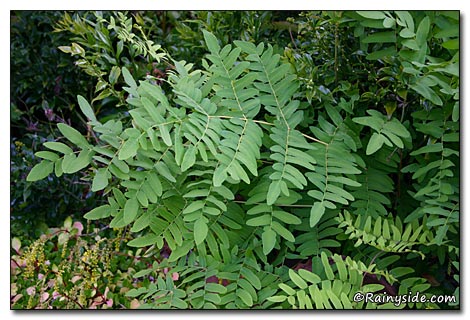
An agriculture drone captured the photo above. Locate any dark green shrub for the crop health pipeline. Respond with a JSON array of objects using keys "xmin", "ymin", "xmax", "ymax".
[
  {"xmin": 10, "ymin": 11, "xmax": 100, "ymax": 236},
  {"xmin": 10, "ymin": 11, "xmax": 91, "ymax": 138},
  {"xmin": 10, "ymin": 136, "xmax": 94, "ymax": 240},
  {"xmin": 11, "ymin": 217, "xmax": 154, "ymax": 309},
  {"xmin": 17, "ymin": 11, "xmax": 460, "ymax": 309}
]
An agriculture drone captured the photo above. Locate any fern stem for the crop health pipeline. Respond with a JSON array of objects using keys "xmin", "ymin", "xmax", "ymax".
[
  {"xmin": 301, "ymin": 132, "xmax": 329, "ymax": 146},
  {"xmin": 253, "ymin": 120, "xmax": 274, "ymax": 126},
  {"xmin": 215, "ymin": 114, "xmax": 329, "ymax": 146},
  {"xmin": 233, "ymin": 200, "xmax": 312, "ymax": 208},
  {"xmin": 209, "ymin": 115, "xmax": 273, "ymax": 127},
  {"xmin": 334, "ymin": 22, "xmax": 339, "ymax": 87}
]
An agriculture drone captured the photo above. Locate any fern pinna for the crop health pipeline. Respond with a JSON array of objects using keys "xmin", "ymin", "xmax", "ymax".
[{"xmin": 27, "ymin": 17, "xmax": 459, "ymax": 310}]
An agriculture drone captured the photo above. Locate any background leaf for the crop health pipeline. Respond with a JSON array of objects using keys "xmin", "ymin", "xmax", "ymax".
[
  {"xmin": 193, "ymin": 218, "xmax": 208, "ymax": 245},
  {"xmin": 84, "ymin": 205, "xmax": 111, "ymax": 220},
  {"xmin": 124, "ymin": 198, "xmax": 139, "ymax": 225},
  {"xmin": 77, "ymin": 95, "xmax": 97, "ymax": 123},
  {"xmin": 91, "ymin": 168, "xmax": 109, "ymax": 192},
  {"xmin": 366, "ymin": 133, "xmax": 385, "ymax": 155},
  {"xmin": 262, "ymin": 228, "xmax": 277, "ymax": 255},
  {"xmin": 26, "ymin": 161, "xmax": 54, "ymax": 181}
]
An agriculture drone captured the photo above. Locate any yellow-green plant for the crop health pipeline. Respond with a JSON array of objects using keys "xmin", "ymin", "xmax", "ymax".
[
  {"xmin": 10, "ymin": 217, "xmax": 157, "ymax": 309},
  {"xmin": 24, "ymin": 10, "xmax": 459, "ymax": 309}
]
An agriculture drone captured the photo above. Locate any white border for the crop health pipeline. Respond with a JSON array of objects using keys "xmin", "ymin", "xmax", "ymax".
[
  {"xmin": 4, "ymin": 0, "xmax": 469, "ymax": 10},
  {"xmin": 2, "ymin": 1, "xmax": 468, "ymax": 319}
]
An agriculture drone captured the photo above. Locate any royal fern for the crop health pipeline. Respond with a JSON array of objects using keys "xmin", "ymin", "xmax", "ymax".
[{"xmin": 25, "ymin": 12, "xmax": 459, "ymax": 310}]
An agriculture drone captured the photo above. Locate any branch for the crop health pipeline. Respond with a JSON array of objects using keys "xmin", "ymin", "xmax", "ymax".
[
  {"xmin": 210, "ymin": 115, "xmax": 329, "ymax": 146},
  {"xmin": 233, "ymin": 200, "xmax": 313, "ymax": 208},
  {"xmin": 301, "ymin": 132, "xmax": 329, "ymax": 146}
]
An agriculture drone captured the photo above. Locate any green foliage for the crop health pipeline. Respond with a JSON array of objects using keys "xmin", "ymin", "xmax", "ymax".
[
  {"xmin": 286, "ymin": 10, "xmax": 459, "ymax": 310},
  {"xmin": 10, "ymin": 11, "xmax": 88, "ymax": 136},
  {"xmin": 10, "ymin": 11, "xmax": 104, "ymax": 239},
  {"xmin": 337, "ymin": 211, "xmax": 434, "ymax": 258},
  {"xmin": 10, "ymin": 137, "xmax": 97, "ymax": 240},
  {"xmin": 17, "ymin": 10, "xmax": 459, "ymax": 310},
  {"xmin": 267, "ymin": 252, "xmax": 388, "ymax": 309},
  {"xmin": 10, "ymin": 218, "xmax": 153, "ymax": 309},
  {"xmin": 173, "ymin": 11, "xmax": 293, "ymax": 65},
  {"xmin": 54, "ymin": 11, "xmax": 169, "ymax": 109}
]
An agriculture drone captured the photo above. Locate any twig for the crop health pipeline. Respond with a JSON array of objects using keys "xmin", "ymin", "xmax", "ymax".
[
  {"xmin": 368, "ymin": 251, "xmax": 383, "ymax": 268},
  {"xmin": 289, "ymin": 27, "xmax": 298, "ymax": 50},
  {"xmin": 233, "ymin": 200, "xmax": 312, "ymax": 208},
  {"xmin": 211, "ymin": 114, "xmax": 328, "ymax": 146},
  {"xmin": 301, "ymin": 132, "xmax": 329, "ymax": 146},
  {"xmin": 79, "ymin": 225, "xmax": 110, "ymax": 237},
  {"xmin": 210, "ymin": 115, "xmax": 274, "ymax": 127},
  {"xmin": 59, "ymin": 291, "xmax": 84, "ymax": 309}
]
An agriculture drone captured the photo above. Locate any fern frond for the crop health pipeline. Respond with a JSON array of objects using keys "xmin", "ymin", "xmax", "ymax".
[
  {"xmin": 242, "ymin": 177, "xmax": 304, "ymax": 255},
  {"xmin": 201, "ymin": 31, "xmax": 265, "ymax": 186},
  {"xmin": 218, "ymin": 247, "xmax": 263, "ymax": 308},
  {"xmin": 177, "ymin": 255, "xmax": 227, "ymax": 309},
  {"xmin": 337, "ymin": 210, "xmax": 434, "ymax": 258},
  {"xmin": 233, "ymin": 41, "xmax": 300, "ymax": 126},
  {"xmin": 267, "ymin": 252, "xmax": 387, "ymax": 309},
  {"xmin": 182, "ymin": 169, "xmax": 230, "ymax": 246},
  {"xmin": 233, "ymin": 40, "xmax": 318, "ymax": 205},
  {"xmin": 179, "ymin": 113, "xmax": 222, "ymax": 171},
  {"xmin": 267, "ymin": 124, "xmax": 317, "ymax": 205},
  {"xmin": 245, "ymin": 202, "xmax": 301, "ymax": 255},
  {"xmin": 293, "ymin": 209, "xmax": 342, "ymax": 257},
  {"xmin": 127, "ymin": 196, "xmax": 186, "ymax": 251},
  {"xmin": 307, "ymin": 108, "xmax": 361, "ymax": 227},
  {"xmin": 204, "ymin": 30, "xmax": 260, "ymax": 119},
  {"xmin": 213, "ymin": 118, "xmax": 263, "ymax": 186},
  {"xmin": 350, "ymin": 165, "xmax": 394, "ymax": 218},
  {"xmin": 402, "ymin": 107, "xmax": 459, "ymax": 245},
  {"xmin": 126, "ymin": 273, "xmax": 188, "ymax": 309}
]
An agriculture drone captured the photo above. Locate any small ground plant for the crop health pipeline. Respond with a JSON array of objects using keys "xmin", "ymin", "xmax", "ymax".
[{"xmin": 15, "ymin": 11, "xmax": 459, "ymax": 309}]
